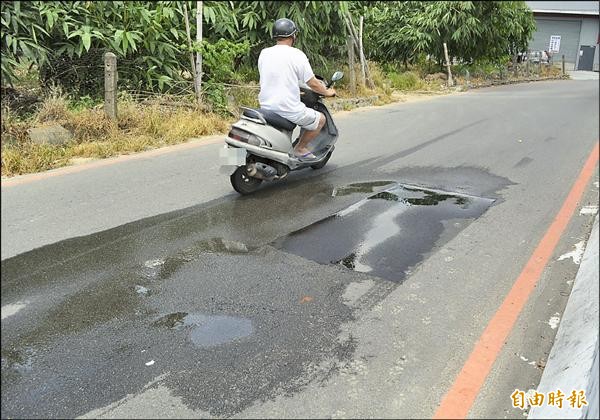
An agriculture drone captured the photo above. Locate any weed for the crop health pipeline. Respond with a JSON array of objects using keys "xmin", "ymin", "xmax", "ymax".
[
  {"xmin": 36, "ymin": 94, "xmax": 71, "ymax": 124},
  {"xmin": 65, "ymin": 109, "xmax": 118, "ymax": 143},
  {"xmin": 2, "ymin": 142, "xmax": 72, "ymax": 175},
  {"xmin": 367, "ymin": 61, "xmax": 387, "ymax": 88},
  {"xmin": 227, "ymin": 85, "xmax": 259, "ymax": 114},
  {"xmin": 68, "ymin": 95, "xmax": 103, "ymax": 111},
  {"xmin": 1, "ymin": 107, "xmax": 31, "ymax": 146},
  {"xmin": 159, "ymin": 109, "xmax": 230, "ymax": 143},
  {"xmin": 387, "ymin": 71, "xmax": 423, "ymax": 91}
]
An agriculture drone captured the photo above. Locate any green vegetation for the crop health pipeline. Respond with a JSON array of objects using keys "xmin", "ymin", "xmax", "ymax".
[
  {"xmin": 1, "ymin": 1, "xmax": 350, "ymax": 93},
  {"xmin": 2, "ymin": 1, "xmax": 536, "ymax": 94},
  {"xmin": 359, "ymin": 1, "xmax": 535, "ymax": 69},
  {"xmin": 387, "ymin": 71, "xmax": 423, "ymax": 91}
]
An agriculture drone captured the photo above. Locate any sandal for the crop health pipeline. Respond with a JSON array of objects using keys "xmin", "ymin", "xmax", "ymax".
[{"xmin": 293, "ymin": 151, "xmax": 318, "ymax": 160}]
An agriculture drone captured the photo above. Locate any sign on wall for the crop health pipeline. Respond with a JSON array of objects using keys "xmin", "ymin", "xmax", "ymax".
[{"xmin": 549, "ymin": 35, "xmax": 561, "ymax": 53}]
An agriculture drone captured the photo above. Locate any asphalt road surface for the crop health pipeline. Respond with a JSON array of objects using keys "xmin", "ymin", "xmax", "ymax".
[{"xmin": 2, "ymin": 80, "xmax": 599, "ymax": 419}]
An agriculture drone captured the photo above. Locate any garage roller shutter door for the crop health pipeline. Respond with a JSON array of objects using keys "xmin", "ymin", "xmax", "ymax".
[{"xmin": 530, "ymin": 18, "xmax": 581, "ymax": 63}]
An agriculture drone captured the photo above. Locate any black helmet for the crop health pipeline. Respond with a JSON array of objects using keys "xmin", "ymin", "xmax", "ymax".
[{"xmin": 273, "ymin": 18, "xmax": 298, "ymax": 39}]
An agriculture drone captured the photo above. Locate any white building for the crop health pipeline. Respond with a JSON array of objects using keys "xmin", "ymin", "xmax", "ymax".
[{"xmin": 526, "ymin": 1, "xmax": 599, "ymax": 71}]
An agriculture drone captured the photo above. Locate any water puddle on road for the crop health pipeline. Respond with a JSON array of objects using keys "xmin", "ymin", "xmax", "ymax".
[
  {"xmin": 274, "ymin": 183, "xmax": 495, "ymax": 282},
  {"xmin": 140, "ymin": 238, "xmax": 250, "ymax": 281},
  {"xmin": 153, "ymin": 312, "xmax": 253, "ymax": 347},
  {"xmin": 1, "ymin": 347, "xmax": 35, "ymax": 377},
  {"xmin": 331, "ymin": 181, "xmax": 396, "ymax": 197}
]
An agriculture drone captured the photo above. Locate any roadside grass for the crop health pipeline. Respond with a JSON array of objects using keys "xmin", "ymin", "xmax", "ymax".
[
  {"xmin": 387, "ymin": 71, "xmax": 423, "ymax": 91},
  {"xmin": 1, "ymin": 142, "xmax": 72, "ymax": 175},
  {"xmin": 452, "ymin": 61, "xmax": 564, "ymax": 87},
  {"xmin": 1, "ymin": 94, "xmax": 231, "ymax": 177}
]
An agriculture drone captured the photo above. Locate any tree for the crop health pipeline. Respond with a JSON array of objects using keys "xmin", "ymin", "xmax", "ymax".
[
  {"xmin": 361, "ymin": 1, "xmax": 536, "ymax": 69},
  {"xmin": 358, "ymin": 1, "xmax": 428, "ymax": 68},
  {"xmin": 205, "ymin": 1, "xmax": 351, "ymax": 69},
  {"xmin": 1, "ymin": 1, "xmax": 352, "ymax": 92}
]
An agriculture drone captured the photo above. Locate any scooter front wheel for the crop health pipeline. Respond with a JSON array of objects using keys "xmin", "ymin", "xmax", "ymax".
[{"xmin": 231, "ymin": 166, "xmax": 262, "ymax": 195}]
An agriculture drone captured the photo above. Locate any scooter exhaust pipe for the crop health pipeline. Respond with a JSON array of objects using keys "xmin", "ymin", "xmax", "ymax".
[{"xmin": 247, "ymin": 162, "xmax": 278, "ymax": 181}]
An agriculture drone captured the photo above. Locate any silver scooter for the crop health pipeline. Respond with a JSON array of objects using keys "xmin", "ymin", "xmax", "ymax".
[{"xmin": 220, "ymin": 71, "xmax": 344, "ymax": 194}]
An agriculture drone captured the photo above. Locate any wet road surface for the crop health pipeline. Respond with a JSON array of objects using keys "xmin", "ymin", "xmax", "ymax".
[
  {"xmin": 1, "ymin": 164, "xmax": 509, "ymax": 418},
  {"xmin": 276, "ymin": 182, "xmax": 495, "ymax": 282},
  {"xmin": 2, "ymin": 80, "xmax": 599, "ymax": 418}
]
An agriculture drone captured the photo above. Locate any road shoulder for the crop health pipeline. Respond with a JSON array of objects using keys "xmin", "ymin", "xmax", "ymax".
[{"xmin": 529, "ymin": 214, "xmax": 599, "ymax": 419}]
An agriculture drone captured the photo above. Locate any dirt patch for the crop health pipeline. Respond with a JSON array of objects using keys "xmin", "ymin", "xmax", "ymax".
[{"xmin": 69, "ymin": 157, "xmax": 98, "ymax": 166}]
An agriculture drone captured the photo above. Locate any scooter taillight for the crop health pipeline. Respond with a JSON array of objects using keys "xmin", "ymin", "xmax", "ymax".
[
  {"xmin": 228, "ymin": 128, "xmax": 262, "ymax": 146},
  {"xmin": 229, "ymin": 128, "xmax": 248, "ymax": 142}
]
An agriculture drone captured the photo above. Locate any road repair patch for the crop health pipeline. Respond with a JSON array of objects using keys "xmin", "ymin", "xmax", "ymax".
[{"xmin": 273, "ymin": 182, "xmax": 495, "ymax": 282}]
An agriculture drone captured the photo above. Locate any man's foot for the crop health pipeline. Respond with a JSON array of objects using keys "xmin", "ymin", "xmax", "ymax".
[{"xmin": 292, "ymin": 150, "xmax": 317, "ymax": 160}]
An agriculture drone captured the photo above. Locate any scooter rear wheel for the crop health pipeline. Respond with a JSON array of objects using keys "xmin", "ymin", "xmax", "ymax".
[{"xmin": 231, "ymin": 166, "xmax": 262, "ymax": 195}]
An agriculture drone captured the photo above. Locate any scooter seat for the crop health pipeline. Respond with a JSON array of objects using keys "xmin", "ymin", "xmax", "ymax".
[{"xmin": 243, "ymin": 108, "xmax": 296, "ymax": 131}]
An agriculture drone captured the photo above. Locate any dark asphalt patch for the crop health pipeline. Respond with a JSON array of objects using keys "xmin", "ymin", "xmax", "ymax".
[{"xmin": 274, "ymin": 183, "xmax": 495, "ymax": 282}]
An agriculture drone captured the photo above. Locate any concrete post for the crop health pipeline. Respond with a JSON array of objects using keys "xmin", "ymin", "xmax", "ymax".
[
  {"xmin": 562, "ymin": 55, "xmax": 565, "ymax": 76},
  {"xmin": 104, "ymin": 52, "xmax": 117, "ymax": 119}
]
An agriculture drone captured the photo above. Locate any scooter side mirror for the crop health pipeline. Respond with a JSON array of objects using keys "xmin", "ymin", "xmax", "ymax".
[
  {"xmin": 327, "ymin": 71, "xmax": 344, "ymax": 88},
  {"xmin": 331, "ymin": 71, "xmax": 344, "ymax": 82}
]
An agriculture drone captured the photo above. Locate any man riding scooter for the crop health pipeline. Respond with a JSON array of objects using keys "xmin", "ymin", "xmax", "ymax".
[
  {"xmin": 220, "ymin": 18, "xmax": 343, "ymax": 194},
  {"xmin": 258, "ymin": 18, "xmax": 336, "ymax": 160}
]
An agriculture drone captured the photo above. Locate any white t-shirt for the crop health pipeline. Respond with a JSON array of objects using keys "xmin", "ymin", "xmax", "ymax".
[{"xmin": 258, "ymin": 44, "xmax": 315, "ymax": 118}]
